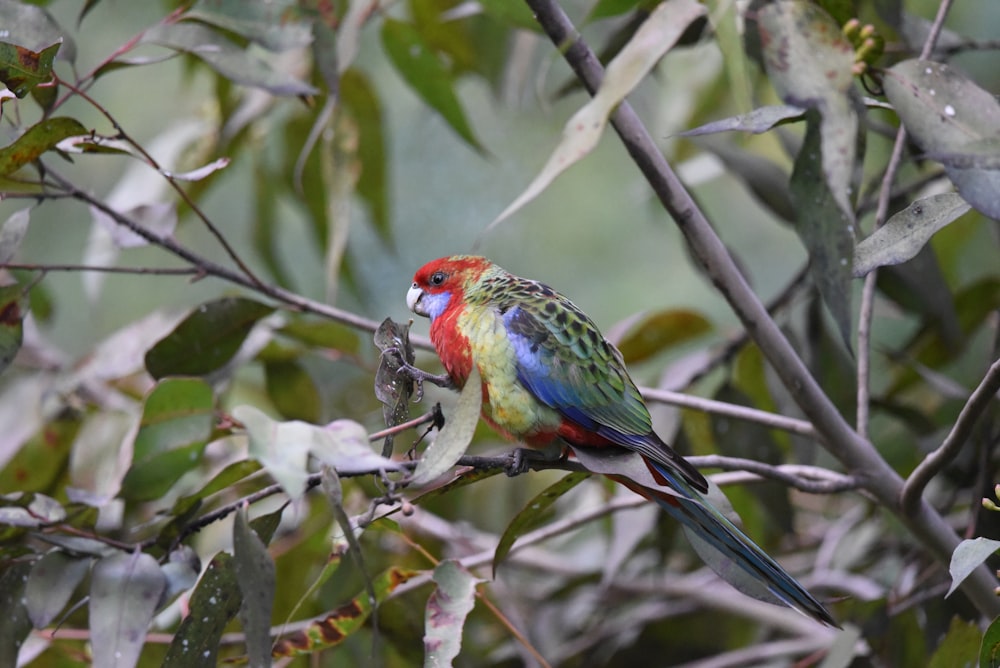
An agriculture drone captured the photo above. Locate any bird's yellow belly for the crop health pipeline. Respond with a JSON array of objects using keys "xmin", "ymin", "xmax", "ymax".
[{"xmin": 459, "ymin": 308, "xmax": 560, "ymax": 438}]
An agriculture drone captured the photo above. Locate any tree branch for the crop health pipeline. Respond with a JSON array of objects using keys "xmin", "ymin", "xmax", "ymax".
[
  {"xmin": 901, "ymin": 358, "xmax": 1000, "ymax": 516},
  {"xmin": 522, "ymin": 0, "xmax": 1000, "ymax": 617}
]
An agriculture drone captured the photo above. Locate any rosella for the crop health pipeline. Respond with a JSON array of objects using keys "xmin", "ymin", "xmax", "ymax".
[{"xmin": 406, "ymin": 255, "xmax": 835, "ymax": 626}]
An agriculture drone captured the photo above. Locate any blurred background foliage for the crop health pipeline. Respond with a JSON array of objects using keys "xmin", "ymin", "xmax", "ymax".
[{"xmin": 1, "ymin": 0, "xmax": 999, "ymax": 665}]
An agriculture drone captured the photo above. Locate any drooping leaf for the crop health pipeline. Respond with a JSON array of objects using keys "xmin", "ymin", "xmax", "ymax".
[
  {"xmin": 493, "ymin": 472, "xmax": 590, "ymax": 575},
  {"xmin": 947, "ymin": 537, "xmax": 1000, "ymax": 598},
  {"xmin": 144, "ymin": 297, "xmax": 274, "ymax": 379},
  {"xmin": 89, "ymin": 551, "xmax": 167, "ymax": 668},
  {"xmin": 142, "ymin": 22, "xmax": 316, "ymax": 96},
  {"xmin": 234, "ymin": 505, "xmax": 277, "ymax": 668},
  {"xmin": 757, "ymin": 0, "xmax": 858, "ymax": 218},
  {"xmin": 162, "ymin": 552, "xmax": 242, "ymax": 668},
  {"xmin": 373, "ymin": 317, "xmax": 416, "ymax": 456},
  {"xmin": 489, "ymin": 0, "xmax": 707, "ymax": 228},
  {"xmin": 185, "ymin": 0, "xmax": 312, "ymax": 52},
  {"xmin": 883, "ymin": 59, "xmax": 1000, "ymax": 219},
  {"xmin": 424, "ymin": 560, "xmax": 482, "ymax": 667},
  {"xmin": 120, "ymin": 377, "xmax": 215, "ymax": 501},
  {"xmin": 25, "ymin": 550, "xmax": 92, "ymax": 629},
  {"xmin": 613, "ymin": 309, "xmax": 712, "ymax": 364},
  {"xmin": 927, "ymin": 616, "xmax": 980, "ymax": 668},
  {"xmin": 380, "ymin": 18, "xmax": 482, "ymax": 151},
  {"xmin": 0, "ymin": 116, "xmax": 88, "ymax": 176},
  {"xmin": 410, "ymin": 367, "xmax": 482, "ymax": 486},
  {"xmin": 0, "ymin": 40, "xmax": 60, "ymax": 98},
  {"xmin": 678, "ymin": 105, "xmax": 805, "ymax": 137},
  {"xmin": 853, "ymin": 193, "xmax": 971, "ymax": 277},
  {"xmin": 271, "ymin": 567, "xmax": 419, "ymax": 658},
  {"xmin": 789, "ymin": 112, "xmax": 855, "ymax": 350},
  {"xmin": 0, "ymin": 561, "xmax": 33, "ymax": 667}
]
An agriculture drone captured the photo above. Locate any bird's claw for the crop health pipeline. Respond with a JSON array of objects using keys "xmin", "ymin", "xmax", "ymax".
[
  {"xmin": 385, "ymin": 346, "xmax": 454, "ymax": 392},
  {"xmin": 506, "ymin": 447, "xmax": 566, "ymax": 477}
]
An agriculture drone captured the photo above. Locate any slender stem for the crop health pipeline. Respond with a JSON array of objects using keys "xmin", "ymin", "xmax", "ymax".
[
  {"xmin": 1, "ymin": 262, "xmax": 202, "ymax": 276},
  {"xmin": 642, "ymin": 387, "xmax": 816, "ymax": 437},
  {"xmin": 901, "ymin": 358, "xmax": 1000, "ymax": 516}
]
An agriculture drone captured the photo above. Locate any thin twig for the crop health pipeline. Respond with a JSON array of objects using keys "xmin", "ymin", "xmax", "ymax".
[
  {"xmin": 856, "ymin": 0, "xmax": 956, "ymax": 439},
  {"xmin": 642, "ymin": 387, "xmax": 816, "ymax": 437},
  {"xmin": 1, "ymin": 262, "xmax": 202, "ymax": 276},
  {"xmin": 901, "ymin": 358, "xmax": 1000, "ymax": 516},
  {"xmin": 53, "ymin": 73, "xmax": 266, "ymax": 289}
]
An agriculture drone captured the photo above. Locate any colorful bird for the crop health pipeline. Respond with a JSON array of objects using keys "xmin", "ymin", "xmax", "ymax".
[{"xmin": 406, "ymin": 255, "xmax": 836, "ymax": 626}]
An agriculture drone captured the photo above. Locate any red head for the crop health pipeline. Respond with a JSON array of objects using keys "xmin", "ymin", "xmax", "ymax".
[{"xmin": 406, "ymin": 255, "xmax": 495, "ymax": 322}]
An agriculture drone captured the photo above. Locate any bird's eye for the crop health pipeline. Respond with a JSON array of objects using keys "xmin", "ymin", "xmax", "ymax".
[{"xmin": 429, "ymin": 271, "xmax": 446, "ymax": 286}]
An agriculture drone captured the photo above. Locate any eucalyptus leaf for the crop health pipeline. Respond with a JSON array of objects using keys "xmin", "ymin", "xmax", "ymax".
[
  {"xmin": 410, "ymin": 367, "xmax": 482, "ymax": 486},
  {"xmin": 234, "ymin": 505, "xmax": 276, "ymax": 668},
  {"xmin": 89, "ymin": 552, "xmax": 167, "ymax": 668},
  {"xmin": 853, "ymin": 193, "xmax": 971, "ymax": 277},
  {"xmin": 947, "ymin": 537, "xmax": 1000, "ymax": 597},
  {"xmin": 424, "ymin": 560, "xmax": 481, "ymax": 667}
]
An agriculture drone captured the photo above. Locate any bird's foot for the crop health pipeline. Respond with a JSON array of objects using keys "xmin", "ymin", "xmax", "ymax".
[
  {"xmin": 506, "ymin": 446, "xmax": 567, "ymax": 477},
  {"xmin": 384, "ymin": 347, "xmax": 456, "ymax": 394}
]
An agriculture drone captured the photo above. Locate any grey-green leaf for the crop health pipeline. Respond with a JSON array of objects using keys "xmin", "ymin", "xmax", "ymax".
[
  {"xmin": 234, "ymin": 505, "xmax": 276, "ymax": 668},
  {"xmin": 26, "ymin": 550, "xmax": 91, "ymax": 628},
  {"xmin": 410, "ymin": 367, "xmax": 482, "ymax": 486},
  {"xmin": 678, "ymin": 105, "xmax": 805, "ymax": 137},
  {"xmin": 853, "ymin": 193, "xmax": 971, "ymax": 277},
  {"xmin": 89, "ymin": 552, "xmax": 167, "ymax": 668},
  {"xmin": 883, "ymin": 59, "xmax": 1000, "ymax": 219},
  {"xmin": 947, "ymin": 537, "xmax": 1000, "ymax": 598}
]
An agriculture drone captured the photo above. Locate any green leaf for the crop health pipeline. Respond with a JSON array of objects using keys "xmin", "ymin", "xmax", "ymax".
[
  {"xmin": 144, "ymin": 296, "xmax": 274, "ymax": 379},
  {"xmin": 0, "ymin": 561, "xmax": 33, "ymax": 666},
  {"xmin": 789, "ymin": 112, "xmax": 855, "ymax": 350},
  {"xmin": 489, "ymin": 0, "xmax": 707, "ymax": 228},
  {"xmin": 614, "ymin": 309, "xmax": 712, "ymax": 364},
  {"xmin": 271, "ymin": 567, "xmax": 419, "ymax": 658},
  {"xmin": 410, "ymin": 367, "xmax": 482, "ymax": 486},
  {"xmin": 678, "ymin": 105, "xmax": 805, "ymax": 137},
  {"xmin": 424, "ymin": 560, "xmax": 481, "ymax": 666},
  {"xmin": 493, "ymin": 472, "xmax": 590, "ymax": 575},
  {"xmin": 757, "ymin": 0, "xmax": 858, "ymax": 218},
  {"xmin": 89, "ymin": 552, "xmax": 167, "ymax": 668},
  {"xmin": 981, "ymin": 615, "xmax": 1000, "ymax": 668},
  {"xmin": 477, "ymin": 0, "xmax": 542, "ymax": 31},
  {"xmin": 380, "ymin": 18, "xmax": 482, "ymax": 151},
  {"xmin": 883, "ymin": 60, "xmax": 1000, "ymax": 219},
  {"xmin": 120, "ymin": 378, "xmax": 215, "ymax": 501},
  {"xmin": 234, "ymin": 505, "xmax": 277, "ymax": 668},
  {"xmin": 185, "ymin": 0, "xmax": 312, "ymax": 52},
  {"xmin": 948, "ymin": 537, "xmax": 1000, "ymax": 598},
  {"xmin": 0, "ymin": 283, "xmax": 26, "ymax": 378},
  {"xmin": 263, "ymin": 358, "xmax": 322, "ymax": 422},
  {"xmin": 162, "ymin": 552, "xmax": 242, "ymax": 668},
  {"xmin": 853, "ymin": 193, "xmax": 971, "ymax": 277},
  {"xmin": 142, "ymin": 22, "xmax": 317, "ymax": 96},
  {"xmin": 0, "ymin": 40, "xmax": 59, "ymax": 98},
  {"xmin": 928, "ymin": 616, "xmax": 980, "ymax": 668},
  {"xmin": 25, "ymin": 550, "xmax": 92, "ymax": 628},
  {"xmin": 169, "ymin": 459, "xmax": 263, "ymax": 518},
  {"xmin": 0, "ymin": 116, "xmax": 88, "ymax": 176}
]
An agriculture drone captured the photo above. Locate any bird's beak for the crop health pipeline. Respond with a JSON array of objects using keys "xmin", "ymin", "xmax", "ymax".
[{"xmin": 406, "ymin": 283, "xmax": 427, "ymax": 316}]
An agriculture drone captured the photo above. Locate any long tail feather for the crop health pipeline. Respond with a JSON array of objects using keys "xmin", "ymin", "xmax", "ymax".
[{"xmin": 640, "ymin": 462, "xmax": 837, "ymax": 627}]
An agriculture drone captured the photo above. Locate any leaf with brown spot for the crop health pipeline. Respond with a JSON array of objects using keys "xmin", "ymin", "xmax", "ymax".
[
  {"xmin": 271, "ymin": 567, "xmax": 419, "ymax": 658},
  {"xmin": 0, "ymin": 41, "xmax": 60, "ymax": 98}
]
